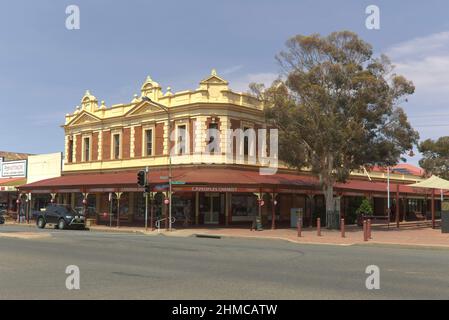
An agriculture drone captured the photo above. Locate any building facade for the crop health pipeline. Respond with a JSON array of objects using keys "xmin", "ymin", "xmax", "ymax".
[{"xmin": 19, "ymin": 70, "xmax": 439, "ymax": 229}]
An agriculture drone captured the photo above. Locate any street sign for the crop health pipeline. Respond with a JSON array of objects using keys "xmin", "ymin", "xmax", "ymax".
[
  {"xmin": 172, "ymin": 181, "xmax": 186, "ymax": 185},
  {"xmin": 159, "ymin": 176, "xmax": 169, "ymax": 180}
]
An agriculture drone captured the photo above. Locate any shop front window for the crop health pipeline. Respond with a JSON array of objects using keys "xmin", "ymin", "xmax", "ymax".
[{"xmin": 231, "ymin": 194, "xmax": 257, "ymax": 222}]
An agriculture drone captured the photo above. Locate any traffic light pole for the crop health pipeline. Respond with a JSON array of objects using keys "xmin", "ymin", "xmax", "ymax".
[{"xmin": 141, "ymin": 96, "xmax": 172, "ymax": 231}]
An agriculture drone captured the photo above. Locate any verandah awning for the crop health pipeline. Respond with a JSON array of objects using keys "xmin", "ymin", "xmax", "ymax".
[
  {"xmin": 18, "ymin": 166, "xmax": 422, "ymax": 196},
  {"xmin": 408, "ymin": 175, "xmax": 449, "ymax": 190}
]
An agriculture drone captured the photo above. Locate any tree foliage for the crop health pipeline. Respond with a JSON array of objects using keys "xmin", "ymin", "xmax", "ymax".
[
  {"xmin": 418, "ymin": 137, "xmax": 449, "ymax": 179},
  {"xmin": 254, "ymin": 31, "xmax": 419, "ymax": 228}
]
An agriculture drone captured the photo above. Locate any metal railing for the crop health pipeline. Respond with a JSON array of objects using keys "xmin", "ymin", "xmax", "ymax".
[{"xmin": 155, "ymin": 217, "xmax": 176, "ymax": 232}]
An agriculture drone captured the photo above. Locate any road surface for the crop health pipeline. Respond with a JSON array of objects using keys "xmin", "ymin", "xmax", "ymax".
[{"xmin": 1, "ymin": 225, "xmax": 448, "ymax": 299}]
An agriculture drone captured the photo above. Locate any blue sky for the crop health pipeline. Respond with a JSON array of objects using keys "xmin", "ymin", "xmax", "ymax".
[{"xmin": 1, "ymin": 0, "xmax": 449, "ymax": 165}]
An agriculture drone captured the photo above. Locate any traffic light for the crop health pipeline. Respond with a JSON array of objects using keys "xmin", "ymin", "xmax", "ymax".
[
  {"xmin": 137, "ymin": 170, "xmax": 146, "ymax": 187},
  {"xmin": 144, "ymin": 185, "xmax": 150, "ymax": 194}
]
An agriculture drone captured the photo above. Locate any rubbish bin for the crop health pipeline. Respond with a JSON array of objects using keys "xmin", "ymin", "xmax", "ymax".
[{"xmin": 442, "ymin": 212, "xmax": 449, "ymax": 233}]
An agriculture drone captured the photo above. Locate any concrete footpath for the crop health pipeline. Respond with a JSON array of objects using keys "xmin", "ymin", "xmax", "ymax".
[{"xmin": 4, "ymin": 220, "xmax": 449, "ymax": 249}]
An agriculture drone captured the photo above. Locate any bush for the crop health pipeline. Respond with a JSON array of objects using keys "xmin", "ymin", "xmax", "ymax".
[{"xmin": 356, "ymin": 198, "xmax": 373, "ymax": 216}]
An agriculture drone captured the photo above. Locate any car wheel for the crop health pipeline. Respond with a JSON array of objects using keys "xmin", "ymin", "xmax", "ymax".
[
  {"xmin": 37, "ymin": 217, "xmax": 46, "ymax": 229},
  {"xmin": 58, "ymin": 219, "xmax": 66, "ymax": 230}
]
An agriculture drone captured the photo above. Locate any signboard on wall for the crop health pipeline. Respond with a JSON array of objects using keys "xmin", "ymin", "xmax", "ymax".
[
  {"xmin": 1, "ymin": 160, "xmax": 27, "ymax": 178},
  {"xmin": 27, "ymin": 153, "xmax": 62, "ymax": 184}
]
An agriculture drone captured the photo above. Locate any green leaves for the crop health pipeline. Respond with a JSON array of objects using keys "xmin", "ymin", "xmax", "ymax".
[
  {"xmin": 419, "ymin": 137, "xmax": 449, "ymax": 179},
  {"xmin": 263, "ymin": 31, "xmax": 419, "ymax": 186}
]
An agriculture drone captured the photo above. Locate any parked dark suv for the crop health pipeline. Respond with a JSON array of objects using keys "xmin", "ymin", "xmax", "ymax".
[{"xmin": 34, "ymin": 205, "xmax": 85, "ymax": 230}]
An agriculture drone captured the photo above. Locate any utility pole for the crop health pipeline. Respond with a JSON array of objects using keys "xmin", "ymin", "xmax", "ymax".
[{"xmin": 145, "ymin": 166, "xmax": 149, "ymax": 231}]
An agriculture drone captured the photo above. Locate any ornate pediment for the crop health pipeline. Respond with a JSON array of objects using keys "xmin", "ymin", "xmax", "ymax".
[
  {"xmin": 125, "ymin": 101, "xmax": 165, "ymax": 117},
  {"xmin": 66, "ymin": 111, "xmax": 101, "ymax": 126}
]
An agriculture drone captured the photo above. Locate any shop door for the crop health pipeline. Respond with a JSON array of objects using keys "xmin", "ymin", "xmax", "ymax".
[{"xmin": 204, "ymin": 193, "xmax": 220, "ymax": 224}]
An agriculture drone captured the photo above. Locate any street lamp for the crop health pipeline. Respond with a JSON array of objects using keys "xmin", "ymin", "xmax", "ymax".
[{"xmin": 141, "ymin": 96, "xmax": 173, "ymax": 231}]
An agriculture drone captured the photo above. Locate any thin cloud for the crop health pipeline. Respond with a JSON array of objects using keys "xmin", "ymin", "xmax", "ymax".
[
  {"xmin": 221, "ymin": 65, "xmax": 244, "ymax": 75},
  {"xmin": 229, "ymin": 72, "xmax": 278, "ymax": 92}
]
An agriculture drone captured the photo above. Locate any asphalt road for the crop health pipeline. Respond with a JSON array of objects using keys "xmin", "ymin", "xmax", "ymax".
[{"xmin": 1, "ymin": 225, "xmax": 449, "ymax": 299}]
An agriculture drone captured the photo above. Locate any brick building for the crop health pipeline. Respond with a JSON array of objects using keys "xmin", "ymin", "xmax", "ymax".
[{"xmin": 19, "ymin": 70, "xmax": 436, "ymax": 228}]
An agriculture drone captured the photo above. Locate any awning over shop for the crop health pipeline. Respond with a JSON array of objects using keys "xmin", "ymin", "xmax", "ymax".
[
  {"xmin": 18, "ymin": 167, "xmax": 422, "ymax": 196},
  {"xmin": 0, "ymin": 178, "xmax": 27, "ymax": 191},
  {"xmin": 408, "ymin": 175, "xmax": 449, "ymax": 190},
  {"xmin": 407, "ymin": 175, "xmax": 449, "ymax": 229}
]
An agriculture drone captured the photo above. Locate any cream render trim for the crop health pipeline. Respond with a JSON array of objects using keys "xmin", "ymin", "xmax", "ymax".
[{"xmin": 98, "ymin": 130, "xmax": 103, "ymax": 161}]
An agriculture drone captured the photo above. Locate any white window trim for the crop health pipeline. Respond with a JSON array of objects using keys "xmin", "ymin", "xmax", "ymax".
[
  {"xmin": 82, "ymin": 134, "xmax": 92, "ymax": 162},
  {"xmin": 175, "ymin": 121, "xmax": 190, "ymax": 156},
  {"xmin": 142, "ymin": 125, "xmax": 156, "ymax": 157},
  {"xmin": 111, "ymin": 130, "xmax": 122, "ymax": 160}
]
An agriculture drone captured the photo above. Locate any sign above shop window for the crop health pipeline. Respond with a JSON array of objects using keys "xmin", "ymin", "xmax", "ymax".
[{"xmin": 1, "ymin": 159, "xmax": 27, "ymax": 178}]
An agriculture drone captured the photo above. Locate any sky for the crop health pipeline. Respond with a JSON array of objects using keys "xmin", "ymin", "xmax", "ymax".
[{"xmin": 1, "ymin": 0, "xmax": 449, "ymax": 166}]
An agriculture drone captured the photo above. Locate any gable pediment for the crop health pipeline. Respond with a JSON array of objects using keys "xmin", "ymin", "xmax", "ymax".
[
  {"xmin": 67, "ymin": 111, "xmax": 101, "ymax": 126},
  {"xmin": 125, "ymin": 101, "xmax": 164, "ymax": 117},
  {"xmin": 200, "ymin": 75, "xmax": 228, "ymax": 85}
]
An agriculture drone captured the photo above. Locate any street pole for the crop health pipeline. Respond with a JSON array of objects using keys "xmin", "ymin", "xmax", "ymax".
[
  {"xmin": 109, "ymin": 193, "xmax": 112, "ymax": 228},
  {"xmin": 387, "ymin": 166, "xmax": 390, "ymax": 222},
  {"xmin": 145, "ymin": 166, "xmax": 149, "ymax": 231},
  {"xmin": 141, "ymin": 96, "xmax": 172, "ymax": 231},
  {"xmin": 168, "ymin": 112, "xmax": 173, "ymax": 232}
]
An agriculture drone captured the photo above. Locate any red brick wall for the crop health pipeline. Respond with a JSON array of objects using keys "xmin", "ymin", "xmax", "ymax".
[
  {"xmin": 75, "ymin": 134, "xmax": 82, "ymax": 163},
  {"xmin": 92, "ymin": 132, "xmax": 99, "ymax": 161},
  {"xmin": 102, "ymin": 130, "xmax": 111, "ymax": 161},
  {"xmin": 122, "ymin": 128, "xmax": 131, "ymax": 159},
  {"xmin": 134, "ymin": 126, "xmax": 142, "ymax": 158},
  {"xmin": 155, "ymin": 123, "xmax": 164, "ymax": 155}
]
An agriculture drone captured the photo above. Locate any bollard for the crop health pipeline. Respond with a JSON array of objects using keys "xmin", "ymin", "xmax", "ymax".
[
  {"xmin": 341, "ymin": 218, "xmax": 345, "ymax": 238},
  {"xmin": 317, "ymin": 218, "xmax": 321, "ymax": 236},
  {"xmin": 297, "ymin": 218, "xmax": 302, "ymax": 237},
  {"xmin": 363, "ymin": 220, "xmax": 368, "ymax": 241},
  {"xmin": 368, "ymin": 219, "xmax": 372, "ymax": 239}
]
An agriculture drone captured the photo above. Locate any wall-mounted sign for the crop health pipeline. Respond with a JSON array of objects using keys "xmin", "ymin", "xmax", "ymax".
[{"xmin": 1, "ymin": 160, "xmax": 27, "ymax": 178}]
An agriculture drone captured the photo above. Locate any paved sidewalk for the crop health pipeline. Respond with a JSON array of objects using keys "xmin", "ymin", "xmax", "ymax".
[
  {"xmin": 89, "ymin": 224, "xmax": 449, "ymax": 248},
  {"xmin": 5, "ymin": 221, "xmax": 449, "ymax": 248}
]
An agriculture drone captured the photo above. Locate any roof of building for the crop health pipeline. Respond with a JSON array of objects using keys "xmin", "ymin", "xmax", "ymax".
[
  {"xmin": 371, "ymin": 163, "xmax": 424, "ymax": 177},
  {"xmin": 0, "ymin": 178, "xmax": 27, "ymax": 186},
  {"xmin": 0, "ymin": 151, "xmax": 31, "ymax": 161}
]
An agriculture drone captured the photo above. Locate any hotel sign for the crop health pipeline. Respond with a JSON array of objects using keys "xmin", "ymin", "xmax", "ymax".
[{"xmin": 1, "ymin": 160, "xmax": 27, "ymax": 178}]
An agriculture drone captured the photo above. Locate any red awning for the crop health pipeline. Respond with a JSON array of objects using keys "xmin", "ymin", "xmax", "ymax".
[{"xmin": 17, "ymin": 167, "xmax": 428, "ymax": 196}]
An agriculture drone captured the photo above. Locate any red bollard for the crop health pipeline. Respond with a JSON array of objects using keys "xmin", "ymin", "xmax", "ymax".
[
  {"xmin": 317, "ymin": 218, "xmax": 321, "ymax": 236},
  {"xmin": 363, "ymin": 220, "xmax": 368, "ymax": 241},
  {"xmin": 297, "ymin": 218, "xmax": 302, "ymax": 237},
  {"xmin": 341, "ymin": 218, "xmax": 345, "ymax": 238},
  {"xmin": 368, "ymin": 219, "xmax": 372, "ymax": 239}
]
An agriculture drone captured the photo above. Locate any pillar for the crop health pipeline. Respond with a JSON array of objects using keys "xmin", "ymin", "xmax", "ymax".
[
  {"xmin": 395, "ymin": 184, "xmax": 400, "ymax": 228},
  {"xmin": 225, "ymin": 192, "xmax": 229, "ymax": 226},
  {"xmin": 195, "ymin": 191, "xmax": 199, "ymax": 225},
  {"xmin": 432, "ymin": 188, "xmax": 435, "ymax": 229}
]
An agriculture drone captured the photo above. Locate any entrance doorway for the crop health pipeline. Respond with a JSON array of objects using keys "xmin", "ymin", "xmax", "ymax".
[{"xmin": 203, "ymin": 193, "xmax": 221, "ymax": 224}]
